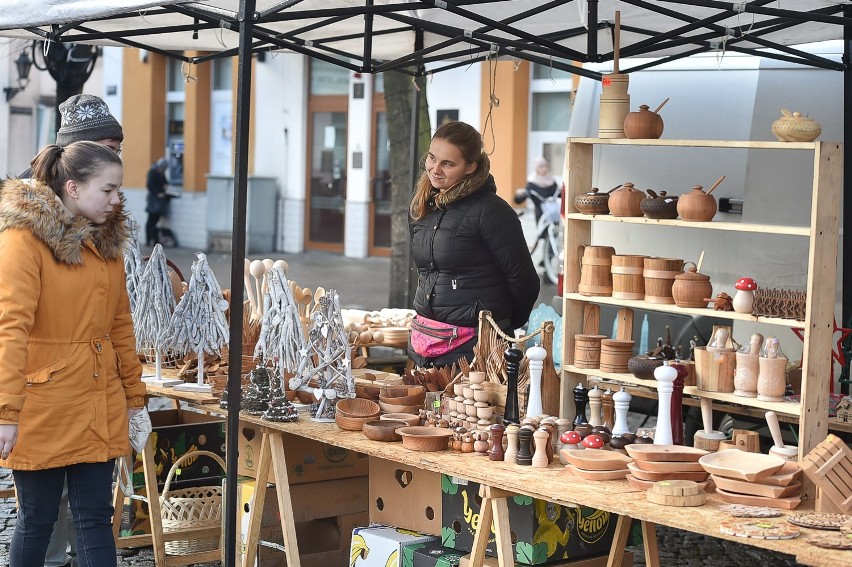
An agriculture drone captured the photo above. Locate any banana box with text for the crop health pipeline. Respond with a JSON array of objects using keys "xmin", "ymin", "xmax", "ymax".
[
  {"xmin": 441, "ymin": 475, "xmax": 618, "ymax": 565},
  {"xmin": 350, "ymin": 525, "xmax": 438, "ymax": 567}
]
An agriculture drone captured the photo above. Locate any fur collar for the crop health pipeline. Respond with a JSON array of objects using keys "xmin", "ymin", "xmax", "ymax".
[{"xmin": 0, "ymin": 178, "xmax": 130, "ymax": 265}]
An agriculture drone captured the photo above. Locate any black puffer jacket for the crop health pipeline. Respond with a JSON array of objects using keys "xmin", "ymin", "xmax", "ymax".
[{"xmin": 409, "ymin": 175, "xmax": 540, "ymax": 365}]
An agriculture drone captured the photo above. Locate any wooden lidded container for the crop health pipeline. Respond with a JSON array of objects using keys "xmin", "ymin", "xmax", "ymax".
[
  {"xmin": 573, "ymin": 334, "xmax": 608, "ymax": 369},
  {"xmin": 600, "ymin": 339, "xmax": 635, "ymax": 373},
  {"xmin": 578, "ymin": 246, "xmax": 616, "ymax": 296},
  {"xmin": 643, "ymin": 257, "xmax": 684, "ymax": 304},
  {"xmin": 611, "ymin": 255, "xmax": 647, "ymax": 300},
  {"xmin": 623, "ymin": 104, "xmax": 664, "ymax": 139},
  {"xmin": 671, "ymin": 262, "xmax": 712, "ymax": 308},
  {"xmin": 608, "ymin": 182, "xmax": 645, "ymax": 217},
  {"xmin": 677, "ymin": 185, "xmax": 717, "ymax": 222}
]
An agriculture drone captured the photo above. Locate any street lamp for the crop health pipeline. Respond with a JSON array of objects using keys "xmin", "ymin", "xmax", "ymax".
[{"xmin": 4, "ymin": 50, "xmax": 33, "ymax": 102}]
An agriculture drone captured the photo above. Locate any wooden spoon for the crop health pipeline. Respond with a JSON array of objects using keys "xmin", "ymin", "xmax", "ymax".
[
  {"xmin": 653, "ymin": 97, "xmax": 670, "ymax": 114},
  {"xmin": 313, "ymin": 286, "xmax": 327, "ymax": 313},
  {"xmin": 272, "ymin": 259, "xmax": 288, "ymax": 275},
  {"xmin": 705, "ymin": 175, "xmax": 726, "ymax": 196},
  {"xmin": 249, "ymin": 260, "xmax": 266, "ymax": 316},
  {"xmin": 261, "ymin": 258, "xmax": 274, "ymax": 297}
]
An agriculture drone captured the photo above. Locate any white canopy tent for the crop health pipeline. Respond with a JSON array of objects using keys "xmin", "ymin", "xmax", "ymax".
[{"xmin": 1, "ymin": 2, "xmax": 851, "ymax": 565}]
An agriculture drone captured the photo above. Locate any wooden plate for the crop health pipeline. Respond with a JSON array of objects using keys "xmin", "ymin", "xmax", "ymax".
[
  {"xmin": 787, "ymin": 513, "xmax": 852, "ymax": 531},
  {"xmin": 626, "ymin": 461, "xmax": 709, "ymax": 482},
  {"xmin": 720, "ymin": 518, "xmax": 800, "ymax": 540},
  {"xmin": 564, "ymin": 463, "xmax": 630, "ymax": 481},
  {"xmin": 633, "ymin": 459, "xmax": 706, "ymax": 473},
  {"xmin": 715, "ymin": 487, "xmax": 802, "ymax": 510},
  {"xmin": 699, "ymin": 449, "xmax": 786, "ymax": 482},
  {"xmin": 625, "ymin": 444, "xmax": 709, "ymax": 462},
  {"xmin": 395, "ymin": 426, "xmax": 452, "ymax": 452},
  {"xmin": 626, "ymin": 474, "xmax": 714, "ymax": 492},
  {"xmin": 711, "ymin": 475, "xmax": 801, "ymax": 498},
  {"xmin": 561, "ymin": 448, "xmax": 633, "ymax": 471}
]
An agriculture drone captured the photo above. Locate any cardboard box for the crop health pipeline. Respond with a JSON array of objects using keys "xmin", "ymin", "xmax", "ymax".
[
  {"xmin": 254, "ymin": 512, "xmax": 367, "ymax": 567},
  {"xmin": 235, "ymin": 476, "xmax": 369, "ymax": 525},
  {"xmin": 235, "ymin": 420, "xmax": 368, "ymax": 483},
  {"xmin": 350, "ymin": 525, "xmax": 438, "ymax": 567},
  {"xmin": 441, "ymin": 475, "xmax": 619, "ymax": 565},
  {"xmin": 402, "ymin": 540, "xmax": 465, "ymax": 567},
  {"xmin": 370, "ymin": 457, "xmax": 442, "ymax": 535},
  {"xmin": 127, "ymin": 409, "xmax": 226, "ymax": 489},
  {"xmin": 458, "ymin": 551, "xmax": 633, "ymax": 567}
]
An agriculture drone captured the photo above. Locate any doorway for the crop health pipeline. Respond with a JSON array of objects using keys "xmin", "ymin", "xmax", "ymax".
[{"xmin": 306, "ymin": 104, "xmax": 347, "ymax": 251}]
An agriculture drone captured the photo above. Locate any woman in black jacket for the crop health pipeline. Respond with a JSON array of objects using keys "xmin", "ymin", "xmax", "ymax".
[{"xmin": 408, "ymin": 121, "xmax": 540, "ymax": 368}]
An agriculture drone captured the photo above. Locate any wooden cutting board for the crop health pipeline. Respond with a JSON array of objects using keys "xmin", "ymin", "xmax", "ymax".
[
  {"xmin": 615, "ymin": 307, "xmax": 634, "ymax": 341},
  {"xmin": 800, "ymin": 434, "xmax": 852, "ymax": 514},
  {"xmin": 582, "ymin": 304, "xmax": 600, "ymax": 335}
]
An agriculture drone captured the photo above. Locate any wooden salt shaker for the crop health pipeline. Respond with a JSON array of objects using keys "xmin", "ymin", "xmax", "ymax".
[
  {"xmin": 504, "ymin": 424, "xmax": 520, "ymax": 464},
  {"xmin": 532, "ymin": 428, "xmax": 550, "ymax": 468},
  {"xmin": 489, "ymin": 424, "xmax": 505, "ymax": 461},
  {"xmin": 573, "ymin": 383, "xmax": 589, "ymax": 427},
  {"xmin": 612, "ymin": 387, "xmax": 632, "ymax": 436},
  {"xmin": 588, "ymin": 385, "xmax": 603, "ymax": 426},
  {"xmin": 516, "ymin": 425, "xmax": 535, "ymax": 466},
  {"xmin": 602, "ymin": 388, "xmax": 615, "ymax": 430}
]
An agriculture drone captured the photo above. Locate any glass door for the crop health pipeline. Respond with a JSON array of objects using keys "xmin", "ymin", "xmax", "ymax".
[{"xmin": 306, "ymin": 109, "xmax": 347, "ymax": 250}]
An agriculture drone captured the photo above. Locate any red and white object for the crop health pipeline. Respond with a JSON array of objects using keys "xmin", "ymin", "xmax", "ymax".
[{"xmin": 733, "ymin": 277, "xmax": 758, "ymax": 313}]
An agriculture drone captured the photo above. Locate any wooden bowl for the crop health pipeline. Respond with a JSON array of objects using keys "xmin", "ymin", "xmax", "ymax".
[
  {"xmin": 699, "ymin": 449, "xmax": 786, "ymax": 482},
  {"xmin": 336, "ymin": 398, "xmax": 380, "ymax": 418},
  {"xmin": 362, "ymin": 420, "xmax": 407, "ymax": 442},
  {"xmin": 355, "ymin": 384, "xmax": 381, "ymax": 401},
  {"xmin": 396, "ymin": 426, "xmax": 453, "ymax": 452},
  {"xmin": 626, "ymin": 462, "xmax": 709, "ymax": 483},
  {"xmin": 380, "ymin": 413, "xmax": 421, "ymax": 427},
  {"xmin": 711, "ymin": 475, "xmax": 801, "ymax": 498},
  {"xmin": 295, "ymin": 390, "xmax": 317, "ymax": 404},
  {"xmin": 379, "ymin": 401, "xmax": 423, "ymax": 414},
  {"xmin": 379, "ymin": 390, "xmax": 427, "ymax": 406},
  {"xmin": 632, "ymin": 459, "xmax": 706, "ymax": 473},
  {"xmin": 382, "ymin": 385, "xmax": 426, "ymax": 398},
  {"xmin": 625, "ymin": 444, "xmax": 709, "ymax": 462},
  {"xmin": 335, "ymin": 413, "xmax": 374, "ymax": 432},
  {"xmin": 560, "ymin": 448, "xmax": 632, "ymax": 471},
  {"xmin": 564, "ymin": 464, "xmax": 630, "ymax": 481}
]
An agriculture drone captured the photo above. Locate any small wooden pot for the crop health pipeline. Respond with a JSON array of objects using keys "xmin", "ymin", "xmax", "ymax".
[
  {"xmin": 600, "ymin": 339, "xmax": 635, "ymax": 373},
  {"xmin": 574, "ymin": 188, "xmax": 611, "ymax": 215},
  {"xmin": 672, "ymin": 263, "xmax": 712, "ymax": 308},
  {"xmin": 677, "ymin": 185, "xmax": 717, "ymax": 222},
  {"xmin": 640, "ymin": 190, "xmax": 678, "ymax": 220},
  {"xmin": 611, "ymin": 255, "xmax": 646, "ymax": 300},
  {"xmin": 609, "ymin": 182, "xmax": 645, "ymax": 217},
  {"xmin": 578, "ymin": 245, "xmax": 616, "ymax": 296},
  {"xmin": 623, "ymin": 104, "xmax": 664, "ymax": 139},
  {"xmin": 574, "ymin": 334, "xmax": 607, "ymax": 369},
  {"xmin": 644, "ymin": 257, "xmax": 684, "ymax": 305}
]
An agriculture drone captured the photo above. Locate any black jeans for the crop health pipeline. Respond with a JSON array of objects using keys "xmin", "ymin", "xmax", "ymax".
[
  {"xmin": 146, "ymin": 212, "xmax": 162, "ymax": 245},
  {"xmin": 11, "ymin": 460, "xmax": 117, "ymax": 567}
]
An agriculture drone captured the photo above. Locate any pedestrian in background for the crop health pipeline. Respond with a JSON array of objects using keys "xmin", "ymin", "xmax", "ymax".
[
  {"xmin": 0, "ymin": 141, "xmax": 146, "ymax": 567},
  {"xmin": 145, "ymin": 158, "xmax": 170, "ymax": 246},
  {"xmin": 407, "ymin": 121, "xmax": 539, "ymax": 369},
  {"xmin": 523, "ymin": 156, "xmax": 558, "ymax": 223}
]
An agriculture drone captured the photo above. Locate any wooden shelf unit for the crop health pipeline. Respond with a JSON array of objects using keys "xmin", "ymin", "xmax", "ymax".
[{"xmin": 560, "ymin": 137, "xmax": 842, "ymax": 465}]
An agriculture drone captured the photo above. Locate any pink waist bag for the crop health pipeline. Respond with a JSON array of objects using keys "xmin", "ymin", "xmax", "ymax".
[{"xmin": 409, "ymin": 315, "xmax": 476, "ymax": 358}]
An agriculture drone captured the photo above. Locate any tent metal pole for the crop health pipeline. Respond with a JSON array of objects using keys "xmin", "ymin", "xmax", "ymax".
[
  {"xmin": 843, "ymin": 5, "xmax": 851, "ymax": 395},
  {"xmin": 225, "ymin": 1, "xmax": 256, "ymax": 566},
  {"xmin": 587, "ymin": 0, "xmax": 597, "ymax": 61}
]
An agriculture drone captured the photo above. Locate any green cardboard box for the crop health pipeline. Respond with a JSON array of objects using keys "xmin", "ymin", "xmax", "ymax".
[{"xmin": 402, "ymin": 540, "xmax": 464, "ymax": 567}]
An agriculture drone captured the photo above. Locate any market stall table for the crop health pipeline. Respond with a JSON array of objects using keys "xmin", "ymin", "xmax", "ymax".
[{"xmin": 139, "ymin": 384, "xmax": 843, "ymax": 567}]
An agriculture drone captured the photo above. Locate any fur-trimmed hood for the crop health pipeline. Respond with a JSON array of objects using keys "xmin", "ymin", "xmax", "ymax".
[{"xmin": 0, "ymin": 178, "xmax": 130, "ymax": 265}]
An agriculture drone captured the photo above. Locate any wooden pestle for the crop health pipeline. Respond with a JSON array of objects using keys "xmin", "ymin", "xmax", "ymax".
[
  {"xmin": 693, "ymin": 397, "xmax": 726, "ymax": 451},
  {"xmin": 765, "ymin": 411, "xmax": 798, "ymax": 460}
]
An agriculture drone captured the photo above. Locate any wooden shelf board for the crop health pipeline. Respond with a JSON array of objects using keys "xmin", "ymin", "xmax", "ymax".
[
  {"xmin": 564, "ymin": 213, "xmax": 810, "ymax": 236},
  {"xmin": 563, "ymin": 365, "xmax": 801, "ymax": 417},
  {"xmin": 569, "ymin": 138, "xmax": 819, "ymax": 150},
  {"xmin": 564, "ymin": 293, "xmax": 804, "ymax": 328}
]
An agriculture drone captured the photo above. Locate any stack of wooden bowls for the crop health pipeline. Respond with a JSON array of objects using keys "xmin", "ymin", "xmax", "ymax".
[
  {"xmin": 335, "ymin": 398, "xmax": 381, "ymax": 431},
  {"xmin": 379, "ymin": 385, "xmax": 426, "ymax": 414},
  {"xmin": 625, "ymin": 444, "xmax": 712, "ymax": 491},
  {"xmin": 700, "ymin": 450, "xmax": 802, "ymax": 509},
  {"xmin": 561, "ymin": 448, "xmax": 632, "ymax": 480}
]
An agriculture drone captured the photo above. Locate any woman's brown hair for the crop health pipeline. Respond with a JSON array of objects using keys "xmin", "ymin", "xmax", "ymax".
[
  {"xmin": 410, "ymin": 121, "xmax": 490, "ymax": 221},
  {"xmin": 30, "ymin": 141, "xmax": 122, "ymax": 198}
]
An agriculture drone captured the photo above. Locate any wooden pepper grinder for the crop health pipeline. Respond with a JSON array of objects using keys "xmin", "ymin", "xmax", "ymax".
[
  {"xmin": 516, "ymin": 425, "xmax": 535, "ymax": 465},
  {"xmin": 555, "ymin": 418, "xmax": 572, "ymax": 456},
  {"xmin": 504, "ymin": 424, "xmax": 520, "ymax": 464},
  {"xmin": 587, "ymin": 385, "xmax": 602, "ymax": 426},
  {"xmin": 540, "ymin": 422, "xmax": 556, "ymax": 463},
  {"xmin": 671, "ymin": 362, "xmax": 686, "ymax": 445},
  {"xmin": 612, "ymin": 387, "xmax": 632, "ymax": 436},
  {"xmin": 602, "ymin": 388, "xmax": 615, "ymax": 431},
  {"xmin": 503, "ymin": 347, "xmax": 524, "ymax": 425},
  {"xmin": 532, "ymin": 428, "xmax": 550, "ymax": 468},
  {"xmin": 489, "ymin": 423, "xmax": 506, "ymax": 461},
  {"xmin": 654, "ymin": 363, "xmax": 677, "ymax": 445},
  {"xmin": 573, "ymin": 383, "xmax": 589, "ymax": 427},
  {"xmin": 525, "ymin": 343, "xmax": 547, "ymax": 418}
]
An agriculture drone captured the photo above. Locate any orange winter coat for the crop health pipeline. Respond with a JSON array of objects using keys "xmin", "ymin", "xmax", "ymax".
[{"xmin": 0, "ymin": 179, "xmax": 146, "ymax": 470}]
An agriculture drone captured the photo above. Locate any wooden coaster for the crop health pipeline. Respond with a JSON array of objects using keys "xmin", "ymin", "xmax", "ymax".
[
  {"xmin": 787, "ymin": 513, "xmax": 852, "ymax": 531},
  {"xmin": 719, "ymin": 504, "xmax": 782, "ymax": 518},
  {"xmin": 806, "ymin": 532, "xmax": 852, "ymax": 550},
  {"xmin": 720, "ymin": 518, "xmax": 800, "ymax": 540}
]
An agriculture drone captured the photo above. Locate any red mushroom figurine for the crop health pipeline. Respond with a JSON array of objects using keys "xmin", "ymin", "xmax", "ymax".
[
  {"xmin": 733, "ymin": 277, "xmax": 758, "ymax": 313},
  {"xmin": 561, "ymin": 430, "xmax": 582, "ymax": 450},
  {"xmin": 581, "ymin": 434, "xmax": 605, "ymax": 450}
]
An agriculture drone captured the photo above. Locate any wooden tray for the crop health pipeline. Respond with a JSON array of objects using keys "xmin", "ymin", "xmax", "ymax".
[
  {"xmin": 800, "ymin": 434, "xmax": 852, "ymax": 514},
  {"xmin": 625, "ymin": 444, "xmax": 709, "ymax": 462},
  {"xmin": 760, "ymin": 461, "xmax": 803, "ymax": 487},
  {"xmin": 633, "ymin": 459, "xmax": 706, "ymax": 473},
  {"xmin": 564, "ymin": 463, "xmax": 630, "ymax": 481},
  {"xmin": 626, "ymin": 474, "xmax": 713, "ymax": 492},
  {"xmin": 715, "ymin": 487, "xmax": 802, "ymax": 510},
  {"xmin": 699, "ymin": 450, "xmax": 786, "ymax": 482},
  {"xmin": 561, "ymin": 448, "xmax": 633, "ymax": 471},
  {"xmin": 711, "ymin": 475, "xmax": 802, "ymax": 499},
  {"xmin": 626, "ymin": 461, "xmax": 709, "ymax": 482}
]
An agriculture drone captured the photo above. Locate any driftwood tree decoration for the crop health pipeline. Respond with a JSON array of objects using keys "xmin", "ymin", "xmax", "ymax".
[
  {"xmin": 289, "ymin": 289, "xmax": 355, "ymax": 421},
  {"xmin": 164, "ymin": 252, "xmax": 229, "ymax": 392},
  {"xmin": 133, "ymin": 244, "xmax": 181, "ymax": 385},
  {"xmin": 253, "ymin": 267, "xmax": 310, "ymax": 374},
  {"xmin": 123, "ymin": 241, "xmax": 144, "ymax": 315}
]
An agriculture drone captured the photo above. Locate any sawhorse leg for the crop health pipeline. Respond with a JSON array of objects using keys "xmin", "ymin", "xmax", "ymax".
[
  {"xmin": 468, "ymin": 485, "xmax": 514, "ymax": 567},
  {"xmin": 142, "ymin": 437, "xmax": 167, "ymax": 567},
  {"xmin": 606, "ymin": 516, "xmax": 660, "ymax": 567},
  {"xmin": 241, "ymin": 428, "xmax": 302, "ymax": 567}
]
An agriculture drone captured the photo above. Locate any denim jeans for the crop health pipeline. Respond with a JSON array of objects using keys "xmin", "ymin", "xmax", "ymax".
[{"xmin": 11, "ymin": 460, "xmax": 117, "ymax": 567}]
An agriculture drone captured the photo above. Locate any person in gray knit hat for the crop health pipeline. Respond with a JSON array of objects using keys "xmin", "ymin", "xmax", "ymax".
[{"xmin": 55, "ymin": 94, "xmax": 123, "ymax": 150}]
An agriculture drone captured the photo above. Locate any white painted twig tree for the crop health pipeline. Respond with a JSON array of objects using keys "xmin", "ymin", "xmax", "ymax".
[{"xmin": 132, "ymin": 244, "xmax": 178, "ymax": 382}]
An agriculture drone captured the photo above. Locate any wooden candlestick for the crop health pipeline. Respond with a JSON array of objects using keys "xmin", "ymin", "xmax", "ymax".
[
  {"xmin": 503, "ymin": 347, "xmax": 524, "ymax": 424},
  {"xmin": 612, "ymin": 387, "xmax": 632, "ymax": 436},
  {"xmin": 516, "ymin": 425, "xmax": 534, "ymax": 466},
  {"xmin": 532, "ymin": 428, "xmax": 550, "ymax": 468},
  {"xmin": 654, "ymin": 363, "xmax": 676, "ymax": 445},
  {"xmin": 504, "ymin": 424, "xmax": 520, "ymax": 464},
  {"xmin": 489, "ymin": 424, "xmax": 506, "ymax": 461},
  {"xmin": 671, "ymin": 363, "xmax": 686, "ymax": 445},
  {"xmin": 573, "ymin": 383, "xmax": 589, "ymax": 427},
  {"xmin": 587, "ymin": 385, "xmax": 602, "ymax": 426},
  {"xmin": 602, "ymin": 388, "xmax": 615, "ymax": 431}
]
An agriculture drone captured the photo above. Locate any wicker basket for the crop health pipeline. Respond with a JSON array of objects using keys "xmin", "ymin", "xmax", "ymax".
[{"xmin": 160, "ymin": 450, "xmax": 226, "ymax": 556}]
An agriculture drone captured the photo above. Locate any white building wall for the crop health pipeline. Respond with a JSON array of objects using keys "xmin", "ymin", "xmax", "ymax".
[
  {"xmin": 426, "ymin": 64, "xmax": 482, "ymax": 132},
  {"xmin": 344, "ymin": 73, "xmax": 373, "ymax": 258}
]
